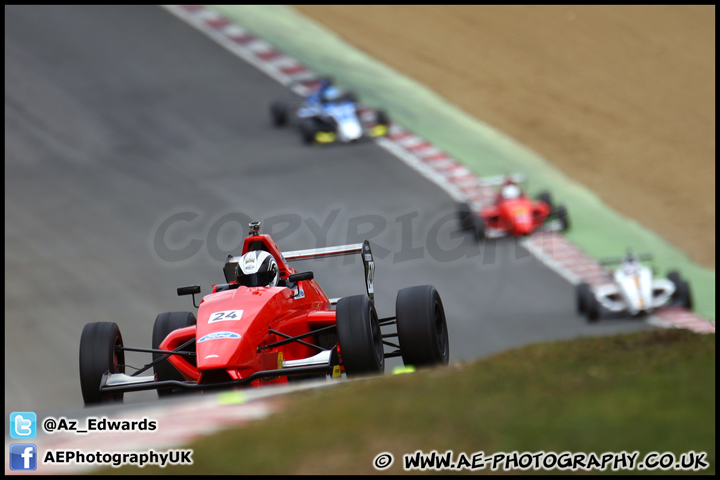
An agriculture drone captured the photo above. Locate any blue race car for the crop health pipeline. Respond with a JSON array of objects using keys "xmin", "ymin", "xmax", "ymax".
[{"xmin": 270, "ymin": 78, "xmax": 390, "ymax": 144}]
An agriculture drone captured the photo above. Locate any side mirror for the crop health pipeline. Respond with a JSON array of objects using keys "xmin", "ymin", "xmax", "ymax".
[
  {"xmin": 177, "ymin": 284, "xmax": 201, "ymax": 308},
  {"xmin": 288, "ymin": 272, "xmax": 314, "ymax": 283},
  {"xmin": 177, "ymin": 285, "xmax": 201, "ymax": 296},
  {"xmin": 287, "ymin": 272, "xmax": 313, "ymax": 299}
]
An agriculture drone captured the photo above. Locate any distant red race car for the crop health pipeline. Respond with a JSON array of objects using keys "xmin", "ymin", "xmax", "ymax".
[
  {"xmin": 79, "ymin": 222, "xmax": 450, "ymax": 405},
  {"xmin": 457, "ymin": 176, "xmax": 569, "ymax": 239}
]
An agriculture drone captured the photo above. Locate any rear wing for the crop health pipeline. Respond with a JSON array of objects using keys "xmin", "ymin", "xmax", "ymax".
[
  {"xmin": 477, "ymin": 173, "xmax": 526, "ymax": 187},
  {"xmin": 283, "ymin": 240, "xmax": 375, "ymax": 301},
  {"xmin": 224, "ymin": 239, "xmax": 376, "ymax": 301},
  {"xmin": 599, "ymin": 252, "xmax": 653, "ymax": 265}
]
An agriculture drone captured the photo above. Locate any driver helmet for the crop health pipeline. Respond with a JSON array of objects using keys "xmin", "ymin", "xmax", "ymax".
[
  {"xmin": 236, "ymin": 251, "xmax": 279, "ymax": 287},
  {"xmin": 622, "ymin": 252, "xmax": 639, "ymax": 272},
  {"xmin": 501, "ymin": 184, "xmax": 521, "ymax": 199},
  {"xmin": 322, "ymin": 86, "xmax": 342, "ymax": 102}
]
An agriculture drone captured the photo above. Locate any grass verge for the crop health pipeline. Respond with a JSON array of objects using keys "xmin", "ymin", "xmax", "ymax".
[{"xmin": 102, "ymin": 328, "xmax": 714, "ymax": 475}]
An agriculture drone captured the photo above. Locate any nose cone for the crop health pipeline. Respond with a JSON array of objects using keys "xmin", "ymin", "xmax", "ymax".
[
  {"xmin": 194, "ymin": 286, "xmax": 289, "ymax": 371},
  {"xmin": 505, "ymin": 203, "xmax": 533, "ymax": 235},
  {"xmin": 196, "ymin": 331, "xmax": 244, "ymax": 370},
  {"xmin": 338, "ymin": 118, "xmax": 362, "ymax": 141},
  {"xmin": 514, "ymin": 217, "xmax": 533, "ymax": 234}
]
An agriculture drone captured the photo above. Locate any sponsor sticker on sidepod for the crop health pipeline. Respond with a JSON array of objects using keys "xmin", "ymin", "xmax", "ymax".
[{"xmin": 197, "ymin": 332, "xmax": 241, "ymax": 343}]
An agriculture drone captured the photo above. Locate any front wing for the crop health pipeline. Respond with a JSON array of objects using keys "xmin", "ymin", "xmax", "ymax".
[{"xmin": 99, "ymin": 348, "xmax": 341, "ymax": 395}]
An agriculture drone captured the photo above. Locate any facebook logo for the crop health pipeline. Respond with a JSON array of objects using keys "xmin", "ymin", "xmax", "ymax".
[
  {"xmin": 10, "ymin": 412, "xmax": 36, "ymax": 439},
  {"xmin": 10, "ymin": 444, "xmax": 37, "ymax": 471}
]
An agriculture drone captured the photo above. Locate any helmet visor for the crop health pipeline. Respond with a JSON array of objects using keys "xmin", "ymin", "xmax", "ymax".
[{"xmin": 237, "ymin": 270, "xmax": 276, "ymax": 287}]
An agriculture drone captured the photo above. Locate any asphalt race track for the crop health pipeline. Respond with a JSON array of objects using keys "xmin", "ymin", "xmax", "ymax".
[{"xmin": 4, "ymin": 5, "xmax": 656, "ymax": 417}]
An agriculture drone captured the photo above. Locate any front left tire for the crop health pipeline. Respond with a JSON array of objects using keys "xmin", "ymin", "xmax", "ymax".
[
  {"xmin": 395, "ymin": 285, "xmax": 450, "ymax": 368},
  {"xmin": 668, "ymin": 271, "xmax": 693, "ymax": 310}
]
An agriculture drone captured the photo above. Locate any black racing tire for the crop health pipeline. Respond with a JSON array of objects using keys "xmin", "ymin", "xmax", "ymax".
[
  {"xmin": 575, "ymin": 282, "xmax": 595, "ymax": 315},
  {"xmin": 537, "ymin": 191, "xmax": 553, "ymax": 210},
  {"xmin": 375, "ymin": 109, "xmax": 390, "ymax": 126},
  {"xmin": 668, "ymin": 271, "xmax": 693, "ymax": 310},
  {"xmin": 396, "ymin": 285, "xmax": 450, "ymax": 368},
  {"xmin": 79, "ymin": 322, "xmax": 125, "ymax": 405},
  {"xmin": 336, "ymin": 295, "xmax": 384, "ymax": 376},
  {"xmin": 456, "ymin": 202, "xmax": 475, "ymax": 231},
  {"xmin": 667, "ymin": 271, "xmax": 681, "ymax": 285},
  {"xmin": 270, "ymin": 100, "xmax": 289, "ymax": 127},
  {"xmin": 152, "ymin": 312, "xmax": 196, "ymax": 397},
  {"xmin": 554, "ymin": 205, "xmax": 570, "ymax": 232},
  {"xmin": 474, "ymin": 214, "xmax": 487, "ymax": 241},
  {"xmin": 345, "ymin": 91, "xmax": 359, "ymax": 103},
  {"xmin": 675, "ymin": 281, "xmax": 693, "ymax": 310},
  {"xmin": 586, "ymin": 290, "xmax": 601, "ymax": 322},
  {"xmin": 299, "ymin": 118, "xmax": 318, "ymax": 144},
  {"xmin": 575, "ymin": 282, "xmax": 592, "ymax": 315}
]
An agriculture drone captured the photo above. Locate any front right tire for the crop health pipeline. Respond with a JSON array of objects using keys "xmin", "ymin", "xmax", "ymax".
[
  {"xmin": 576, "ymin": 282, "xmax": 592, "ymax": 314},
  {"xmin": 79, "ymin": 322, "xmax": 125, "ymax": 405},
  {"xmin": 457, "ymin": 202, "xmax": 475, "ymax": 231}
]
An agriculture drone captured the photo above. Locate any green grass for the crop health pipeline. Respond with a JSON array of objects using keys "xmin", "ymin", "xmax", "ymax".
[{"xmin": 103, "ymin": 329, "xmax": 714, "ymax": 475}]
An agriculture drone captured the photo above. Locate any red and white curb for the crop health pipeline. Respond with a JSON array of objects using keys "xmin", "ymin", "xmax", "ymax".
[{"xmin": 161, "ymin": 5, "xmax": 713, "ymax": 335}]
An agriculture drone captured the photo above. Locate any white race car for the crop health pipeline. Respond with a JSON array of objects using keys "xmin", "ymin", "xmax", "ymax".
[{"xmin": 576, "ymin": 252, "xmax": 692, "ymax": 322}]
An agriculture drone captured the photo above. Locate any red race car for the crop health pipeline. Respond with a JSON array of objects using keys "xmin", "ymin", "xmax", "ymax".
[
  {"xmin": 457, "ymin": 176, "xmax": 569, "ymax": 240},
  {"xmin": 79, "ymin": 222, "xmax": 450, "ymax": 405}
]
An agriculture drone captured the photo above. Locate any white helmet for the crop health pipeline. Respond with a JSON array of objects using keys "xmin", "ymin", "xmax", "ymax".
[
  {"xmin": 501, "ymin": 184, "xmax": 521, "ymax": 199},
  {"xmin": 236, "ymin": 251, "xmax": 279, "ymax": 287}
]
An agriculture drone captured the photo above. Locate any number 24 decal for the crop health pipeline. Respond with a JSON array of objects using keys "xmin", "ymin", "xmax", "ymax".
[{"xmin": 209, "ymin": 310, "xmax": 244, "ymax": 323}]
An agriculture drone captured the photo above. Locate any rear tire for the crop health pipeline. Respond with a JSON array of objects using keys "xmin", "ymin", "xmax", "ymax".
[
  {"xmin": 396, "ymin": 285, "xmax": 450, "ymax": 368},
  {"xmin": 537, "ymin": 191, "xmax": 553, "ymax": 210},
  {"xmin": 152, "ymin": 312, "xmax": 196, "ymax": 397},
  {"xmin": 375, "ymin": 109, "xmax": 390, "ymax": 126},
  {"xmin": 270, "ymin": 101, "xmax": 288, "ymax": 127},
  {"xmin": 554, "ymin": 205, "xmax": 570, "ymax": 231},
  {"xmin": 336, "ymin": 295, "xmax": 384, "ymax": 377},
  {"xmin": 79, "ymin": 322, "xmax": 125, "ymax": 405},
  {"xmin": 667, "ymin": 271, "xmax": 681, "ymax": 285}
]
